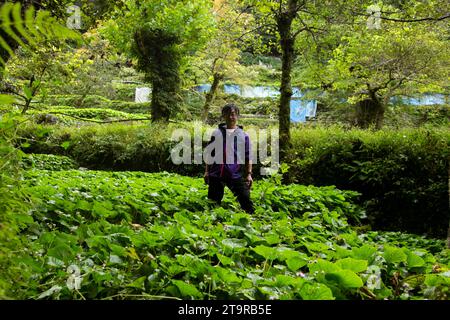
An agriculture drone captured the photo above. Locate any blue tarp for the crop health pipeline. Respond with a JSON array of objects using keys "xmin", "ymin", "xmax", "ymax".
[
  {"xmin": 194, "ymin": 84, "xmax": 446, "ymax": 122},
  {"xmin": 290, "ymin": 99, "xmax": 317, "ymax": 123},
  {"xmin": 222, "ymin": 85, "xmax": 303, "ymax": 98},
  {"xmin": 194, "ymin": 84, "xmax": 211, "ymax": 93},
  {"xmin": 223, "ymin": 84, "xmax": 241, "ymax": 95},
  {"xmin": 390, "ymin": 94, "xmax": 446, "ymax": 106},
  {"xmin": 241, "ymin": 86, "xmax": 279, "ymax": 98}
]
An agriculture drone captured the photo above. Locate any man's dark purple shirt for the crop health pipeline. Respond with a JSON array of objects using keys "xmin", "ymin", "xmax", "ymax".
[{"xmin": 207, "ymin": 123, "xmax": 251, "ymax": 180}]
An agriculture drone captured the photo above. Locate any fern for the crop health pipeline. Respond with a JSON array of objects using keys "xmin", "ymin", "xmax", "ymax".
[{"xmin": 0, "ymin": 1, "xmax": 80, "ymax": 67}]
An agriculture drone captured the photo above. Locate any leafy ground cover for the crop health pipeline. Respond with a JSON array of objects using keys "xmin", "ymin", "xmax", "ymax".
[
  {"xmin": 29, "ymin": 107, "xmax": 150, "ymax": 124},
  {"xmin": 16, "ymin": 123, "xmax": 449, "ymax": 237},
  {"xmin": 21, "ymin": 154, "xmax": 79, "ymax": 171},
  {"xmin": 11, "ymin": 169, "xmax": 449, "ymax": 300}
]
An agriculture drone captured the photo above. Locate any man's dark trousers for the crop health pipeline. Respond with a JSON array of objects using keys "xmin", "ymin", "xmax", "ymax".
[{"xmin": 208, "ymin": 176, "xmax": 255, "ymax": 214}]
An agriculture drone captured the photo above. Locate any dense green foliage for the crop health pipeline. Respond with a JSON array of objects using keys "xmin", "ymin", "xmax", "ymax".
[
  {"xmin": 21, "ymin": 153, "xmax": 78, "ymax": 170},
  {"xmin": 1, "ymin": 0, "xmax": 449, "ymax": 302},
  {"xmin": 315, "ymin": 103, "xmax": 450, "ymax": 128},
  {"xmin": 30, "ymin": 107, "xmax": 150, "ymax": 123},
  {"xmin": 0, "ymin": 112, "xmax": 34, "ymax": 299},
  {"xmin": 10, "ymin": 169, "xmax": 448, "ymax": 300},
  {"xmin": 0, "ymin": 1, "xmax": 80, "ymax": 67},
  {"xmin": 101, "ymin": 0, "xmax": 215, "ymax": 122},
  {"xmin": 289, "ymin": 126, "xmax": 450, "ymax": 237},
  {"xmin": 40, "ymin": 94, "xmax": 150, "ymax": 114},
  {"xmin": 16, "ymin": 123, "xmax": 450, "ymax": 237}
]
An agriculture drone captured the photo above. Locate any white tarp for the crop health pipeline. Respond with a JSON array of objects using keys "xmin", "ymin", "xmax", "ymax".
[{"xmin": 135, "ymin": 87, "xmax": 151, "ymax": 103}]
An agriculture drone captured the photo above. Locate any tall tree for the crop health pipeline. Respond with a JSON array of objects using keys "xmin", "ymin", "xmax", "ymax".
[
  {"xmin": 248, "ymin": 0, "xmax": 338, "ymax": 160},
  {"xmin": 101, "ymin": 0, "xmax": 215, "ymax": 122},
  {"xmin": 247, "ymin": 0, "xmax": 449, "ymax": 158},
  {"xmin": 296, "ymin": 1, "xmax": 450, "ymax": 128},
  {"xmin": 193, "ymin": 0, "xmax": 255, "ymax": 122}
]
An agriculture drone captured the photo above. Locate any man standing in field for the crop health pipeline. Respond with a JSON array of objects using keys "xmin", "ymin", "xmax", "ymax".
[{"xmin": 204, "ymin": 103, "xmax": 255, "ymax": 214}]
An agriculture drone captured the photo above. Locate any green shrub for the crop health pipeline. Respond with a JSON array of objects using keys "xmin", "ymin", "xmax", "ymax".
[
  {"xmin": 16, "ymin": 123, "xmax": 450, "ymax": 237},
  {"xmin": 0, "ymin": 113, "xmax": 34, "ymax": 299},
  {"xmin": 288, "ymin": 126, "xmax": 450, "ymax": 237},
  {"xmin": 104, "ymin": 101, "xmax": 150, "ymax": 114},
  {"xmin": 39, "ymin": 95, "xmax": 151, "ymax": 114},
  {"xmin": 40, "ymin": 94, "xmax": 108, "ymax": 108},
  {"xmin": 111, "ymin": 82, "xmax": 137, "ymax": 101},
  {"xmin": 384, "ymin": 105, "xmax": 450, "ymax": 128},
  {"xmin": 30, "ymin": 108, "xmax": 150, "ymax": 124},
  {"xmin": 14, "ymin": 169, "xmax": 448, "ymax": 300},
  {"xmin": 21, "ymin": 154, "xmax": 78, "ymax": 170}
]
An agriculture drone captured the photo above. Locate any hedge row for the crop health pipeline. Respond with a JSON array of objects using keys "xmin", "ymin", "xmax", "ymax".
[
  {"xmin": 38, "ymin": 93, "xmax": 280, "ymax": 118},
  {"xmin": 29, "ymin": 107, "xmax": 150, "ymax": 124},
  {"xmin": 288, "ymin": 126, "xmax": 450, "ymax": 238},
  {"xmin": 17, "ymin": 123, "xmax": 450, "ymax": 237},
  {"xmin": 39, "ymin": 94, "xmax": 150, "ymax": 114},
  {"xmin": 21, "ymin": 153, "xmax": 78, "ymax": 171}
]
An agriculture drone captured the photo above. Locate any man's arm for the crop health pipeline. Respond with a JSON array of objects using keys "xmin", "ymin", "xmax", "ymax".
[
  {"xmin": 204, "ymin": 130, "xmax": 217, "ymax": 185},
  {"xmin": 204, "ymin": 164, "xmax": 209, "ymax": 184},
  {"xmin": 245, "ymin": 159, "xmax": 253, "ymax": 189},
  {"xmin": 244, "ymin": 134, "xmax": 253, "ymax": 188},
  {"xmin": 245, "ymin": 160, "xmax": 252, "ymax": 176}
]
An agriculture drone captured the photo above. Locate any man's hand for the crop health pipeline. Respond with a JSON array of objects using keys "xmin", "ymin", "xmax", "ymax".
[
  {"xmin": 245, "ymin": 174, "xmax": 253, "ymax": 189},
  {"xmin": 204, "ymin": 172, "xmax": 209, "ymax": 185}
]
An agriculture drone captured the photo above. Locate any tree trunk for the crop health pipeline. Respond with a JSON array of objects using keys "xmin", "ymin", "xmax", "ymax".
[
  {"xmin": 202, "ymin": 72, "xmax": 223, "ymax": 122},
  {"xmin": 134, "ymin": 28, "xmax": 181, "ymax": 123},
  {"xmin": 150, "ymin": 78, "xmax": 175, "ymax": 122},
  {"xmin": 276, "ymin": 1, "xmax": 296, "ymax": 162},
  {"xmin": 355, "ymin": 92, "xmax": 385, "ymax": 129}
]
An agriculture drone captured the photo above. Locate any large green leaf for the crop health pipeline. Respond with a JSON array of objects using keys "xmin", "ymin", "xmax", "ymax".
[
  {"xmin": 406, "ymin": 251, "xmax": 425, "ymax": 268},
  {"xmin": 286, "ymin": 256, "xmax": 308, "ymax": 272},
  {"xmin": 335, "ymin": 258, "xmax": 368, "ymax": 273},
  {"xmin": 127, "ymin": 276, "xmax": 146, "ymax": 290},
  {"xmin": 222, "ymin": 238, "xmax": 247, "ymax": 249},
  {"xmin": 216, "ymin": 253, "xmax": 235, "ymax": 266},
  {"xmin": 424, "ymin": 274, "xmax": 450, "ymax": 286},
  {"xmin": 351, "ymin": 244, "xmax": 377, "ymax": 263},
  {"xmin": 383, "ymin": 246, "xmax": 407, "ymax": 264},
  {"xmin": 299, "ymin": 282, "xmax": 335, "ymax": 300},
  {"xmin": 253, "ymin": 245, "xmax": 277, "ymax": 260},
  {"xmin": 172, "ymin": 280, "xmax": 203, "ymax": 299},
  {"xmin": 213, "ymin": 267, "xmax": 241, "ymax": 284},
  {"xmin": 308, "ymin": 259, "xmax": 339, "ymax": 274},
  {"xmin": 275, "ymin": 275, "xmax": 304, "ymax": 287},
  {"xmin": 325, "ymin": 270, "xmax": 364, "ymax": 288}
]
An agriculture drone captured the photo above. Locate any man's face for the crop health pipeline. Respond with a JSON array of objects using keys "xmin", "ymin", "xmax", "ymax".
[{"xmin": 224, "ymin": 109, "xmax": 238, "ymax": 127}]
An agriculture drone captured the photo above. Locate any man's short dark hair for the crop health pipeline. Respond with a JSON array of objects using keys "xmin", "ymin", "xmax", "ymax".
[{"xmin": 222, "ymin": 103, "xmax": 240, "ymax": 116}]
